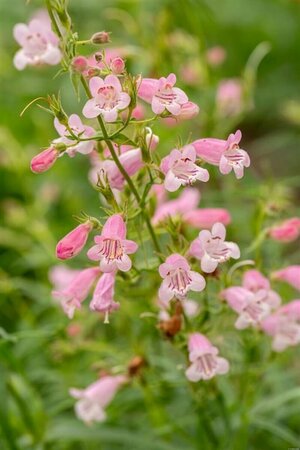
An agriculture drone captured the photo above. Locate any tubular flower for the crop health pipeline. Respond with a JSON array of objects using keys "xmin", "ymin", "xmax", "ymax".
[
  {"xmin": 158, "ymin": 254, "xmax": 205, "ymax": 302},
  {"xmin": 70, "ymin": 375, "xmax": 127, "ymax": 424},
  {"xmin": 152, "ymin": 188, "xmax": 200, "ymax": 225},
  {"xmin": 261, "ymin": 300, "xmax": 300, "ymax": 351},
  {"xmin": 90, "ymin": 273, "xmax": 120, "ymax": 323},
  {"xmin": 160, "ymin": 146, "xmax": 209, "ymax": 192},
  {"xmin": 272, "ymin": 266, "xmax": 300, "ymax": 291},
  {"xmin": 268, "ymin": 218, "xmax": 300, "ymax": 243},
  {"xmin": 82, "ymin": 75, "xmax": 131, "ymax": 122},
  {"xmin": 183, "ymin": 208, "xmax": 231, "ymax": 229},
  {"xmin": 13, "ymin": 17, "xmax": 61, "ymax": 70},
  {"xmin": 189, "ymin": 222, "xmax": 240, "ymax": 273},
  {"xmin": 185, "ymin": 333, "xmax": 229, "ymax": 382},
  {"xmin": 87, "ymin": 214, "xmax": 138, "ymax": 272},
  {"xmin": 53, "ymin": 114, "xmax": 96, "ymax": 156},
  {"xmin": 138, "ymin": 73, "xmax": 189, "ymax": 115},
  {"xmin": 56, "ymin": 222, "xmax": 93, "ymax": 260},
  {"xmin": 101, "ymin": 148, "xmax": 143, "ymax": 190},
  {"xmin": 30, "ymin": 147, "xmax": 59, "ymax": 173},
  {"xmin": 52, "ymin": 267, "xmax": 101, "ymax": 318}
]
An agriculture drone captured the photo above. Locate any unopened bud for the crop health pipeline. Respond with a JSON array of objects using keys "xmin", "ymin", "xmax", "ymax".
[
  {"xmin": 71, "ymin": 56, "xmax": 88, "ymax": 73},
  {"xmin": 30, "ymin": 147, "xmax": 59, "ymax": 174},
  {"xmin": 110, "ymin": 57, "xmax": 125, "ymax": 74},
  {"xmin": 91, "ymin": 31, "xmax": 111, "ymax": 45}
]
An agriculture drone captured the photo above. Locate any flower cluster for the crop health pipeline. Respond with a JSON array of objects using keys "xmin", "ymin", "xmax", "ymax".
[{"xmin": 17, "ymin": 6, "xmax": 300, "ymax": 426}]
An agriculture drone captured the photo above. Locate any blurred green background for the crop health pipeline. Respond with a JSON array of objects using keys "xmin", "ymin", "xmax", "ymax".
[{"xmin": 0, "ymin": 0, "xmax": 300, "ymax": 449}]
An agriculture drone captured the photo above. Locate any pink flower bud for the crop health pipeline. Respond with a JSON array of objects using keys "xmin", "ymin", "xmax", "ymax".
[
  {"xmin": 206, "ymin": 46, "xmax": 226, "ymax": 66},
  {"xmin": 56, "ymin": 222, "xmax": 93, "ymax": 260},
  {"xmin": 268, "ymin": 218, "xmax": 300, "ymax": 242},
  {"xmin": 110, "ymin": 57, "xmax": 125, "ymax": 74},
  {"xmin": 72, "ymin": 56, "xmax": 89, "ymax": 73},
  {"xmin": 272, "ymin": 266, "xmax": 300, "ymax": 291},
  {"xmin": 91, "ymin": 31, "xmax": 111, "ymax": 44},
  {"xmin": 30, "ymin": 147, "xmax": 59, "ymax": 173},
  {"xmin": 183, "ymin": 208, "xmax": 231, "ymax": 229}
]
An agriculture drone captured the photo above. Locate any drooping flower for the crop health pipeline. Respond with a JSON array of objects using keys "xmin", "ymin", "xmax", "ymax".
[
  {"xmin": 192, "ymin": 130, "xmax": 250, "ymax": 179},
  {"xmin": 272, "ymin": 266, "xmax": 300, "ymax": 291},
  {"xmin": 101, "ymin": 148, "xmax": 143, "ymax": 190},
  {"xmin": 183, "ymin": 208, "xmax": 231, "ymax": 229},
  {"xmin": 160, "ymin": 146, "xmax": 209, "ymax": 192},
  {"xmin": 158, "ymin": 254, "xmax": 205, "ymax": 302},
  {"xmin": 53, "ymin": 114, "xmax": 96, "ymax": 156},
  {"xmin": 189, "ymin": 222, "xmax": 240, "ymax": 273},
  {"xmin": 268, "ymin": 218, "xmax": 300, "ymax": 243},
  {"xmin": 185, "ymin": 333, "xmax": 229, "ymax": 382},
  {"xmin": 221, "ymin": 286, "xmax": 280, "ymax": 329},
  {"xmin": 216, "ymin": 79, "xmax": 242, "ymax": 116},
  {"xmin": 261, "ymin": 300, "xmax": 300, "ymax": 351},
  {"xmin": 52, "ymin": 267, "xmax": 101, "ymax": 318},
  {"xmin": 13, "ymin": 16, "xmax": 61, "ymax": 70},
  {"xmin": 82, "ymin": 75, "xmax": 131, "ymax": 122},
  {"xmin": 30, "ymin": 147, "xmax": 59, "ymax": 173},
  {"xmin": 70, "ymin": 374, "xmax": 127, "ymax": 424},
  {"xmin": 152, "ymin": 188, "xmax": 200, "ymax": 225},
  {"xmin": 87, "ymin": 214, "xmax": 138, "ymax": 272},
  {"xmin": 138, "ymin": 74, "xmax": 189, "ymax": 116},
  {"xmin": 56, "ymin": 222, "xmax": 93, "ymax": 260},
  {"xmin": 90, "ymin": 273, "xmax": 120, "ymax": 323}
]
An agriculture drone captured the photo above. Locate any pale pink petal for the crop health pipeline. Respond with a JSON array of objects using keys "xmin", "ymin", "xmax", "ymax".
[
  {"xmin": 185, "ymin": 363, "xmax": 201, "ymax": 382},
  {"xmin": 217, "ymin": 357, "xmax": 230, "ymax": 374},
  {"xmin": 13, "ymin": 50, "xmax": 28, "ymax": 70},
  {"xmin": 117, "ymin": 254, "xmax": 132, "ymax": 272},
  {"xmin": 102, "ymin": 215, "xmax": 126, "ymax": 239},
  {"xmin": 13, "ymin": 23, "xmax": 29, "ymax": 45},
  {"xmin": 103, "ymin": 109, "xmax": 118, "ymax": 122},
  {"xmin": 152, "ymin": 97, "xmax": 165, "ymax": 115},
  {"xmin": 164, "ymin": 171, "xmax": 182, "ymax": 192},
  {"xmin": 42, "ymin": 46, "xmax": 61, "ymax": 65},
  {"xmin": 227, "ymin": 242, "xmax": 240, "ymax": 259},
  {"xmin": 166, "ymin": 102, "xmax": 181, "ymax": 115},
  {"xmin": 189, "ymin": 238, "xmax": 205, "ymax": 259},
  {"xmin": 201, "ymin": 254, "xmax": 218, "ymax": 273},
  {"xmin": 123, "ymin": 240, "xmax": 138, "ymax": 254},
  {"xmin": 212, "ymin": 222, "xmax": 226, "ymax": 240},
  {"xmin": 105, "ymin": 74, "xmax": 122, "ymax": 92},
  {"xmin": 233, "ymin": 164, "xmax": 244, "ymax": 179},
  {"xmin": 158, "ymin": 280, "xmax": 174, "ymax": 302},
  {"xmin": 219, "ymin": 156, "xmax": 232, "ymax": 175},
  {"xmin": 89, "ymin": 77, "xmax": 104, "ymax": 96},
  {"xmin": 87, "ymin": 245, "xmax": 101, "ymax": 261},
  {"xmin": 82, "ymin": 99, "xmax": 100, "ymax": 118},
  {"xmin": 190, "ymin": 271, "xmax": 206, "ymax": 291}
]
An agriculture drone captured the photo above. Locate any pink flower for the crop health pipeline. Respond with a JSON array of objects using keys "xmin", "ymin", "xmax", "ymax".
[
  {"xmin": 160, "ymin": 146, "xmax": 209, "ymax": 192},
  {"xmin": 52, "ymin": 267, "xmax": 101, "ymax": 318},
  {"xmin": 269, "ymin": 218, "xmax": 300, "ymax": 243},
  {"xmin": 158, "ymin": 254, "xmax": 205, "ymax": 302},
  {"xmin": 185, "ymin": 333, "xmax": 229, "ymax": 382},
  {"xmin": 131, "ymin": 104, "xmax": 145, "ymax": 120},
  {"xmin": 56, "ymin": 222, "xmax": 93, "ymax": 260},
  {"xmin": 138, "ymin": 74, "xmax": 189, "ymax": 116},
  {"xmin": 110, "ymin": 57, "xmax": 125, "ymax": 74},
  {"xmin": 13, "ymin": 17, "xmax": 61, "ymax": 70},
  {"xmin": 272, "ymin": 266, "xmax": 300, "ymax": 291},
  {"xmin": 53, "ymin": 114, "xmax": 96, "ymax": 156},
  {"xmin": 145, "ymin": 127, "xmax": 159, "ymax": 151},
  {"xmin": 90, "ymin": 273, "xmax": 120, "ymax": 323},
  {"xmin": 206, "ymin": 46, "xmax": 226, "ymax": 66},
  {"xmin": 183, "ymin": 208, "xmax": 231, "ymax": 229},
  {"xmin": 192, "ymin": 130, "xmax": 250, "ymax": 179},
  {"xmin": 261, "ymin": 300, "xmax": 300, "ymax": 351},
  {"xmin": 70, "ymin": 374, "xmax": 127, "ymax": 424},
  {"xmin": 152, "ymin": 188, "xmax": 200, "ymax": 225},
  {"xmin": 216, "ymin": 79, "xmax": 242, "ymax": 116},
  {"xmin": 30, "ymin": 147, "xmax": 59, "ymax": 173},
  {"xmin": 71, "ymin": 56, "xmax": 89, "ymax": 73},
  {"xmin": 87, "ymin": 214, "xmax": 138, "ymax": 272},
  {"xmin": 49, "ymin": 265, "xmax": 80, "ymax": 291},
  {"xmin": 82, "ymin": 75, "xmax": 131, "ymax": 122},
  {"xmin": 176, "ymin": 101, "xmax": 199, "ymax": 120},
  {"xmin": 243, "ymin": 269, "xmax": 271, "ymax": 292},
  {"xmin": 221, "ymin": 286, "xmax": 280, "ymax": 329},
  {"xmin": 101, "ymin": 148, "xmax": 143, "ymax": 190},
  {"xmin": 189, "ymin": 223, "xmax": 240, "ymax": 273}
]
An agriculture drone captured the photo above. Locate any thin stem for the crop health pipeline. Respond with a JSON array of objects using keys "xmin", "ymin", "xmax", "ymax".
[{"xmin": 45, "ymin": 1, "xmax": 63, "ymax": 39}]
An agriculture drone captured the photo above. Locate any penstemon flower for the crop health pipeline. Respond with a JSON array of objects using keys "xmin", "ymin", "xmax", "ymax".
[
  {"xmin": 189, "ymin": 222, "xmax": 240, "ymax": 273},
  {"xmin": 138, "ymin": 73, "xmax": 189, "ymax": 116},
  {"xmin": 160, "ymin": 145, "xmax": 209, "ymax": 192},
  {"xmin": 53, "ymin": 114, "xmax": 96, "ymax": 156},
  {"xmin": 82, "ymin": 75, "xmax": 131, "ymax": 122},
  {"xmin": 30, "ymin": 146, "xmax": 59, "ymax": 173},
  {"xmin": 100, "ymin": 148, "xmax": 143, "ymax": 191},
  {"xmin": 158, "ymin": 254, "xmax": 205, "ymax": 302},
  {"xmin": 261, "ymin": 300, "xmax": 300, "ymax": 351},
  {"xmin": 56, "ymin": 222, "xmax": 93, "ymax": 260},
  {"xmin": 152, "ymin": 188, "xmax": 200, "ymax": 225},
  {"xmin": 90, "ymin": 273, "xmax": 120, "ymax": 323},
  {"xmin": 185, "ymin": 333, "xmax": 229, "ymax": 382},
  {"xmin": 268, "ymin": 217, "xmax": 300, "ymax": 243},
  {"xmin": 70, "ymin": 375, "xmax": 127, "ymax": 424},
  {"xmin": 13, "ymin": 16, "xmax": 61, "ymax": 70},
  {"xmin": 272, "ymin": 265, "xmax": 300, "ymax": 291},
  {"xmin": 52, "ymin": 267, "xmax": 101, "ymax": 318},
  {"xmin": 87, "ymin": 214, "xmax": 138, "ymax": 272}
]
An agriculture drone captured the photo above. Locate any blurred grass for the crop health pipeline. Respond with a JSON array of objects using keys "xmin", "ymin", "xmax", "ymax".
[{"xmin": 0, "ymin": 0, "xmax": 300, "ymax": 449}]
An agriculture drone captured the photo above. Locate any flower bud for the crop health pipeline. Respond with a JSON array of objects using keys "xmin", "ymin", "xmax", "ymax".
[
  {"xmin": 56, "ymin": 222, "xmax": 93, "ymax": 260},
  {"xmin": 30, "ymin": 147, "xmax": 59, "ymax": 174},
  {"xmin": 71, "ymin": 56, "xmax": 88, "ymax": 73},
  {"xmin": 110, "ymin": 57, "xmax": 125, "ymax": 74},
  {"xmin": 91, "ymin": 31, "xmax": 111, "ymax": 45}
]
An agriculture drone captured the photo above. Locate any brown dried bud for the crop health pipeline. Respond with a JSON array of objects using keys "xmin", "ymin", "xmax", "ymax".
[
  {"xmin": 91, "ymin": 31, "xmax": 111, "ymax": 45},
  {"xmin": 127, "ymin": 356, "xmax": 146, "ymax": 377}
]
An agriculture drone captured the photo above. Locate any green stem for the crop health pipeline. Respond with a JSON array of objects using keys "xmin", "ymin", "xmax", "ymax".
[{"xmin": 45, "ymin": 1, "xmax": 63, "ymax": 39}]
